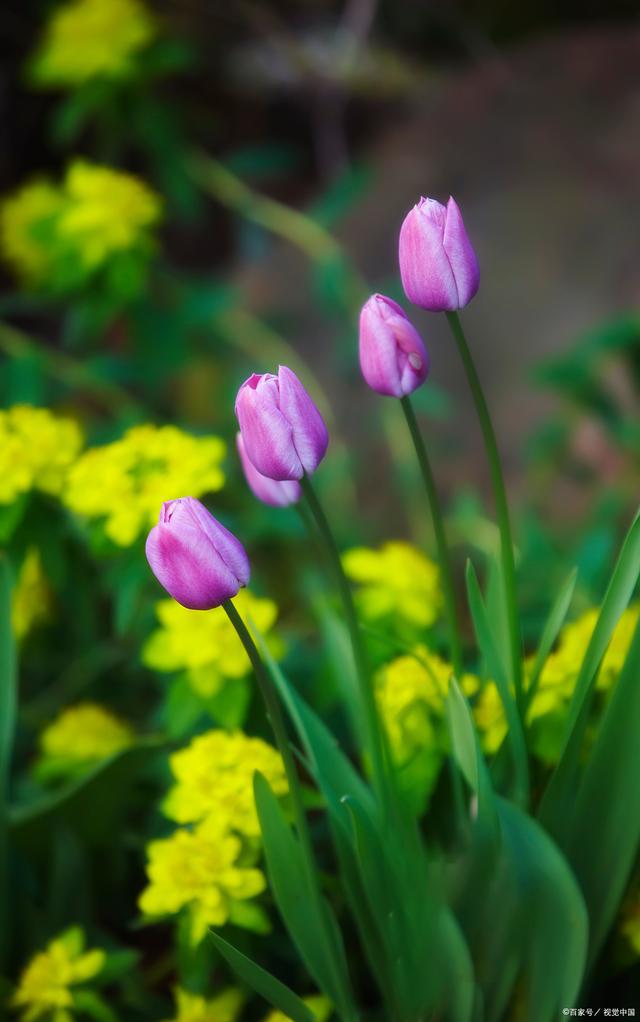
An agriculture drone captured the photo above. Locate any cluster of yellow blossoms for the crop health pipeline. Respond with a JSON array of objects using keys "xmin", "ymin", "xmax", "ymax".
[
  {"xmin": 343, "ymin": 541, "xmax": 442, "ymax": 629},
  {"xmin": 0, "ymin": 406, "xmax": 82, "ymax": 505},
  {"xmin": 36, "ymin": 703, "xmax": 134, "ymax": 780},
  {"xmin": 64, "ymin": 425, "xmax": 225, "ymax": 547},
  {"xmin": 143, "ymin": 589, "xmax": 281, "ymax": 697},
  {"xmin": 474, "ymin": 603, "xmax": 640, "ymax": 761},
  {"xmin": 30, "ymin": 0, "xmax": 157, "ymax": 88},
  {"xmin": 376, "ymin": 646, "xmax": 479, "ymax": 803},
  {"xmin": 139, "ymin": 728, "xmax": 287, "ymax": 944},
  {"xmin": 12, "ymin": 927, "xmax": 105, "ymax": 1022},
  {"xmin": 0, "ymin": 161, "xmax": 161, "ymax": 291}
]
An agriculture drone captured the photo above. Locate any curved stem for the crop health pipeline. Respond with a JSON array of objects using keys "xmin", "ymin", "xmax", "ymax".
[
  {"xmin": 445, "ymin": 311, "xmax": 523, "ymax": 709},
  {"xmin": 298, "ymin": 475, "xmax": 389, "ymax": 802},
  {"xmin": 400, "ymin": 395, "xmax": 464, "ymax": 676},
  {"xmin": 223, "ymin": 599, "xmax": 313, "ymax": 862}
]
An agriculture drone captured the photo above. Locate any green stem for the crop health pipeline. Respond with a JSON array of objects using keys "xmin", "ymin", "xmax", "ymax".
[
  {"xmin": 445, "ymin": 311, "xmax": 523, "ymax": 709},
  {"xmin": 223, "ymin": 600, "xmax": 314, "ymax": 864},
  {"xmin": 298, "ymin": 475, "xmax": 388, "ymax": 802},
  {"xmin": 400, "ymin": 395, "xmax": 464, "ymax": 677}
]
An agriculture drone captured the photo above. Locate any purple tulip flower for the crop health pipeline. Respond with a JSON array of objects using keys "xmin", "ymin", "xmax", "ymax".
[
  {"xmin": 146, "ymin": 497, "xmax": 249, "ymax": 610},
  {"xmin": 399, "ymin": 196, "xmax": 480, "ymax": 312},
  {"xmin": 359, "ymin": 293, "xmax": 429, "ymax": 398},
  {"xmin": 237, "ymin": 433, "xmax": 301, "ymax": 507},
  {"xmin": 235, "ymin": 366, "xmax": 329, "ymax": 481}
]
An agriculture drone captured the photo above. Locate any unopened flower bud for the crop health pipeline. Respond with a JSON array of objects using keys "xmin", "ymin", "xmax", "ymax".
[
  {"xmin": 399, "ymin": 196, "xmax": 479, "ymax": 312},
  {"xmin": 359, "ymin": 293, "xmax": 429, "ymax": 397}
]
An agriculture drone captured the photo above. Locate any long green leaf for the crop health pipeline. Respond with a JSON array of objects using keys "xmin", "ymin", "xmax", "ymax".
[
  {"xmin": 465, "ymin": 561, "xmax": 529, "ymax": 805},
  {"xmin": 0, "ymin": 555, "xmax": 16, "ymax": 969},
  {"xmin": 253, "ymin": 772, "xmax": 357, "ymax": 1022},
  {"xmin": 539, "ymin": 506, "xmax": 640, "ymax": 842},
  {"xmin": 564, "ymin": 618, "xmax": 640, "ymax": 969},
  {"xmin": 209, "ymin": 932, "xmax": 315, "ymax": 1022},
  {"xmin": 524, "ymin": 567, "xmax": 577, "ymax": 710}
]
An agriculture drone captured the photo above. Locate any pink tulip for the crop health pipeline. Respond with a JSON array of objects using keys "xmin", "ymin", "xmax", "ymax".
[
  {"xmin": 399, "ymin": 196, "xmax": 480, "ymax": 312},
  {"xmin": 359, "ymin": 294, "xmax": 429, "ymax": 398},
  {"xmin": 146, "ymin": 497, "xmax": 249, "ymax": 610},
  {"xmin": 235, "ymin": 366, "xmax": 328, "ymax": 482},
  {"xmin": 237, "ymin": 433, "xmax": 301, "ymax": 507}
]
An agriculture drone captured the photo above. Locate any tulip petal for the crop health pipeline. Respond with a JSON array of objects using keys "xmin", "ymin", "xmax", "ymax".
[
  {"xmin": 235, "ymin": 374, "xmax": 303, "ymax": 481},
  {"xmin": 399, "ymin": 199, "xmax": 458, "ymax": 312},
  {"xmin": 443, "ymin": 196, "xmax": 480, "ymax": 308},
  {"xmin": 276, "ymin": 366, "xmax": 329, "ymax": 475},
  {"xmin": 146, "ymin": 521, "xmax": 241, "ymax": 610},
  {"xmin": 236, "ymin": 434, "xmax": 301, "ymax": 507}
]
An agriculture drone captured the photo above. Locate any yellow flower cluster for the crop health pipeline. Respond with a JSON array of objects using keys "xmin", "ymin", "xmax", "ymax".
[
  {"xmin": 376, "ymin": 647, "xmax": 478, "ymax": 779},
  {"xmin": 0, "ymin": 161, "xmax": 161, "ymax": 290},
  {"xmin": 163, "ymin": 987, "xmax": 244, "ymax": 1022},
  {"xmin": 12, "ymin": 549, "xmax": 51, "ymax": 641},
  {"xmin": 143, "ymin": 590, "xmax": 280, "ymax": 696},
  {"xmin": 0, "ymin": 405, "xmax": 82, "ymax": 505},
  {"xmin": 12, "ymin": 927, "xmax": 105, "ymax": 1022},
  {"xmin": 64, "ymin": 425, "xmax": 225, "ymax": 546},
  {"xmin": 163, "ymin": 730, "xmax": 288, "ymax": 837},
  {"xmin": 31, "ymin": 0, "xmax": 157, "ymax": 87},
  {"xmin": 139, "ymin": 815, "xmax": 266, "ymax": 945},
  {"xmin": 140, "ymin": 728, "xmax": 285, "ymax": 943},
  {"xmin": 37, "ymin": 703, "xmax": 133, "ymax": 779},
  {"xmin": 474, "ymin": 604, "xmax": 640, "ymax": 760},
  {"xmin": 343, "ymin": 541, "xmax": 441, "ymax": 628}
]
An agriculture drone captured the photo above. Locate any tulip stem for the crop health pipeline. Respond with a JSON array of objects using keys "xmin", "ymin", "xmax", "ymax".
[
  {"xmin": 299, "ymin": 475, "xmax": 389, "ymax": 802},
  {"xmin": 445, "ymin": 311, "xmax": 523, "ymax": 709},
  {"xmin": 400, "ymin": 395, "xmax": 464, "ymax": 677},
  {"xmin": 223, "ymin": 598, "xmax": 358, "ymax": 1021}
]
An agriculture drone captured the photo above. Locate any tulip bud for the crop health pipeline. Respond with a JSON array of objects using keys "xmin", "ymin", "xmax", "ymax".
[
  {"xmin": 359, "ymin": 294, "xmax": 429, "ymax": 398},
  {"xmin": 146, "ymin": 497, "xmax": 249, "ymax": 610},
  {"xmin": 236, "ymin": 433, "xmax": 301, "ymax": 507},
  {"xmin": 399, "ymin": 196, "xmax": 480, "ymax": 312},
  {"xmin": 235, "ymin": 366, "xmax": 329, "ymax": 482}
]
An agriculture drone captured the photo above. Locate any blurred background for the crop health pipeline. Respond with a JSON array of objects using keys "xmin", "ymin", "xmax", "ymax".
[{"xmin": 1, "ymin": 2, "xmax": 640, "ymax": 1015}]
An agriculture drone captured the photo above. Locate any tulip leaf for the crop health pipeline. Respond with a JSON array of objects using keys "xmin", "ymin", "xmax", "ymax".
[
  {"xmin": 563, "ymin": 617, "xmax": 640, "ymax": 969},
  {"xmin": 524, "ymin": 566, "xmax": 577, "ymax": 710},
  {"xmin": 465, "ymin": 560, "xmax": 529, "ymax": 805},
  {"xmin": 253, "ymin": 772, "xmax": 357, "ymax": 1022},
  {"xmin": 209, "ymin": 932, "xmax": 315, "ymax": 1022},
  {"xmin": 539, "ymin": 506, "xmax": 640, "ymax": 843}
]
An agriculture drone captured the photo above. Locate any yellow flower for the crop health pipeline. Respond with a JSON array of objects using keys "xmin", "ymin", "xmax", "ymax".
[
  {"xmin": 64, "ymin": 424, "xmax": 225, "ymax": 546},
  {"xmin": 0, "ymin": 181, "xmax": 63, "ymax": 282},
  {"xmin": 143, "ymin": 589, "xmax": 280, "ymax": 696},
  {"xmin": 0, "ymin": 405, "xmax": 83, "ymax": 504},
  {"xmin": 376, "ymin": 646, "xmax": 479, "ymax": 764},
  {"xmin": 12, "ymin": 549, "xmax": 51, "ymax": 641},
  {"xmin": 263, "ymin": 995, "xmax": 332, "ymax": 1022},
  {"xmin": 56, "ymin": 161, "xmax": 161, "ymax": 271},
  {"xmin": 342, "ymin": 541, "xmax": 441, "ymax": 628},
  {"xmin": 37, "ymin": 703, "xmax": 133, "ymax": 779},
  {"xmin": 12, "ymin": 926, "xmax": 105, "ymax": 1022},
  {"xmin": 139, "ymin": 816, "xmax": 266, "ymax": 944},
  {"xmin": 163, "ymin": 729, "xmax": 287, "ymax": 837},
  {"xmin": 1, "ymin": 162, "xmax": 161, "ymax": 290},
  {"xmin": 474, "ymin": 605, "xmax": 640, "ymax": 761},
  {"xmin": 31, "ymin": 0, "xmax": 156, "ymax": 87},
  {"xmin": 163, "ymin": 987, "xmax": 244, "ymax": 1022}
]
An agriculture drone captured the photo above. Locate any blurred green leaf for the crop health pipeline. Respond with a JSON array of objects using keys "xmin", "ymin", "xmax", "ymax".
[
  {"xmin": 524, "ymin": 567, "xmax": 577, "ymax": 711},
  {"xmin": 0, "ymin": 556, "xmax": 16, "ymax": 969},
  {"xmin": 254, "ymin": 772, "xmax": 357, "ymax": 1021},
  {"xmin": 209, "ymin": 932, "xmax": 315, "ymax": 1022},
  {"xmin": 540, "ymin": 506, "xmax": 640, "ymax": 842},
  {"xmin": 564, "ymin": 618, "xmax": 640, "ymax": 969}
]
